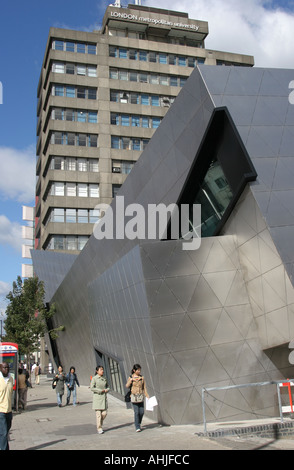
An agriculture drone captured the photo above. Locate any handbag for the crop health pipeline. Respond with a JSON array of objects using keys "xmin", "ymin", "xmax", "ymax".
[
  {"xmin": 124, "ymin": 390, "xmax": 131, "ymax": 402},
  {"xmin": 124, "ymin": 375, "xmax": 132, "ymax": 403},
  {"xmin": 131, "ymin": 393, "xmax": 144, "ymax": 403},
  {"xmin": 52, "ymin": 379, "xmax": 57, "ymax": 389}
]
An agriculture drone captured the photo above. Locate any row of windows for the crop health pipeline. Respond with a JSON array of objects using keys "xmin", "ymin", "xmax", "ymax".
[
  {"xmin": 109, "ymin": 46, "xmax": 205, "ymax": 68},
  {"xmin": 50, "ymin": 132, "xmax": 98, "ymax": 147},
  {"xmin": 51, "ymin": 108, "xmax": 98, "ymax": 123},
  {"xmin": 50, "ymin": 156, "xmax": 99, "ymax": 172},
  {"xmin": 52, "ymin": 40, "xmax": 97, "ymax": 55},
  {"xmin": 48, "ymin": 182, "xmax": 99, "ymax": 198},
  {"xmin": 109, "ymin": 67, "xmax": 187, "ymax": 87},
  {"xmin": 111, "ymin": 135, "xmax": 149, "ymax": 151},
  {"xmin": 111, "ymin": 113, "xmax": 161, "ymax": 129},
  {"xmin": 110, "ymin": 90, "xmax": 174, "ymax": 107},
  {"xmin": 52, "ymin": 61, "xmax": 97, "ymax": 77},
  {"xmin": 46, "ymin": 208, "xmax": 100, "ymax": 224},
  {"xmin": 52, "ymin": 84, "xmax": 97, "ymax": 100},
  {"xmin": 50, "ymin": 156, "xmax": 134, "ymax": 175},
  {"xmin": 46, "ymin": 235, "xmax": 90, "ymax": 251}
]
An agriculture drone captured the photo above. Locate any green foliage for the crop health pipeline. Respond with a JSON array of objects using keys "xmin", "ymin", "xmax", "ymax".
[{"xmin": 4, "ymin": 275, "xmax": 64, "ymax": 357}]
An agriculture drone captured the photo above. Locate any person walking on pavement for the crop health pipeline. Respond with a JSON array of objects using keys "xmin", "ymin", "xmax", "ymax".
[
  {"xmin": 18, "ymin": 368, "xmax": 28, "ymax": 411},
  {"xmin": 91, "ymin": 366, "xmax": 109, "ymax": 434},
  {"xmin": 0, "ymin": 363, "xmax": 14, "ymax": 450},
  {"xmin": 54, "ymin": 365, "xmax": 66, "ymax": 407},
  {"xmin": 126, "ymin": 364, "xmax": 149, "ymax": 432},
  {"xmin": 34, "ymin": 362, "xmax": 40, "ymax": 385},
  {"xmin": 65, "ymin": 366, "xmax": 80, "ymax": 406}
]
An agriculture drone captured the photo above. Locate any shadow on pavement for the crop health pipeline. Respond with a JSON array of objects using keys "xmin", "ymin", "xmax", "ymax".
[{"xmin": 25, "ymin": 439, "xmax": 67, "ymax": 450}]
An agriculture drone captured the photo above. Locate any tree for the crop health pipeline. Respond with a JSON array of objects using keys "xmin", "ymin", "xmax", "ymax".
[{"xmin": 4, "ymin": 276, "xmax": 64, "ymax": 364}]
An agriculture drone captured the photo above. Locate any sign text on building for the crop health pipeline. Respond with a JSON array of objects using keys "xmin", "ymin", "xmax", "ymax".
[{"xmin": 110, "ymin": 11, "xmax": 199, "ymax": 31}]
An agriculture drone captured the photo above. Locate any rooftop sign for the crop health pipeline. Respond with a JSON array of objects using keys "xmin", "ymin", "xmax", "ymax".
[{"xmin": 110, "ymin": 10, "xmax": 200, "ymax": 31}]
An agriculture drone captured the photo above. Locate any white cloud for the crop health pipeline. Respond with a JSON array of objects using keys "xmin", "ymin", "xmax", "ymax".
[
  {"xmin": 0, "ymin": 281, "xmax": 10, "ymax": 298},
  {"xmin": 0, "ymin": 215, "xmax": 22, "ymax": 252},
  {"xmin": 0, "ymin": 145, "xmax": 35, "ymax": 203},
  {"xmin": 0, "ymin": 281, "xmax": 10, "ymax": 319},
  {"xmin": 143, "ymin": 0, "xmax": 294, "ymax": 67}
]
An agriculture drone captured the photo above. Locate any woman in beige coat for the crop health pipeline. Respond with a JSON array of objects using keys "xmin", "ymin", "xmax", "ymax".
[
  {"xmin": 90, "ymin": 366, "xmax": 110, "ymax": 434},
  {"xmin": 126, "ymin": 364, "xmax": 149, "ymax": 432}
]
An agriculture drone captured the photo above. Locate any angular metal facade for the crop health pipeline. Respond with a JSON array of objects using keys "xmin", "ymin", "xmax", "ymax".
[{"xmin": 33, "ymin": 65, "xmax": 294, "ymax": 425}]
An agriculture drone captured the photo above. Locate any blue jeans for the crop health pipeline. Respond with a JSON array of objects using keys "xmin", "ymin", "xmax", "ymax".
[
  {"xmin": 66, "ymin": 386, "xmax": 77, "ymax": 405},
  {"xmin": 132, "ymin": 402, "xmax": 144, "ymax": 430},
  {"xmin": 57, "ymin": 392, "xmax": 63, "ymax": 406},
  {"xmin": 0, "ymin": 412, "xmax": 12, "ymax": 450}
]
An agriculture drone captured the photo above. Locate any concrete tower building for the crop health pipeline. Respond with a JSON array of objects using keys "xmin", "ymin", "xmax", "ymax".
[{"xmin": 35, "ymin": 3, "xmax": 253, "ymax": 253}]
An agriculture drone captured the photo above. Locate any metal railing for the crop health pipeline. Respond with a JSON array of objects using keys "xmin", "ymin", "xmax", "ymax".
[{"xmin": 201, "ymin": 379, "xmax": 294, "ymax": 433}]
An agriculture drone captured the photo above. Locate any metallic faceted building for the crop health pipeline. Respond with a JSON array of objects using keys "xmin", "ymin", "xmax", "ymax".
[{"xmin": 33, "ymin": 64, "xmax": 294, "ymax": 425}]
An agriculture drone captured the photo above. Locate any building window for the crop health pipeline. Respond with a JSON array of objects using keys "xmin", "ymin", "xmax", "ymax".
[
  {"xmin": 51, "ymin": 208, "xmax": 64, "ymax": 223},
  {"xmin": 89, "ymin": 159, "xmax": 98, "ymax": 172},
  {"xmin": 112, "ymin": 184, "xmax": 121, "ymax": 198},
  {"xmin": 50, "ymin": 132, "xmax": 98, "ymax": 148},
  {"xmin": 53, "ymin": 85, "xmax": 97, "ymax": 100},
  {"xmin": 158, "ymin": 53, "xmax": 167, "ymax": 64},
  {"xmin": 95, "ymin": 350, "xmax": 124, "ymax": 397},
  {"xmin": 110, "ymin": 89, "xmax": 175, "ymax": 108},
  {"xmin": 66, "ymin": 42, "xmax": 75, "ymax": 52},
  {"xmin": 108, "ymin": 46, "xmax": 200, "ymax": 70},
  {"xmin": 152, "ymin": 117, "xmax": 161, "ymax": 129},
  {"xmin": 52, "ymin": 61, "xmax": 97, "ymax": 77},
  {"xmin": 46, "ymin": 235, "xmax": 90, "ymax": 251},
  {"xmin": 66, "ymin": 208, "xmax": 76, "ymax": 223},
  {"xmin": 55, "ymin": 85, "xmax": 64, "ymax": 97},
  {"xmin": 178, "ymin": 56, "xmax": 186, "ymax": 66},
  {"xmin": 112, "ymin": 160, "xmax": 134, "ymax": 174},
  {"xmin": 88, "ymin": 111, "xmax": 98, "ymax": 123},
  {"xmin": 109, "ymin": 67, "xmax": 186, "ymax": 88},
  {"xmin": 67, "ymin": 183, "xmax": 76, "ymax": 197},
  {"xmin": 111, "ymin": 136, "xmax": 120, "ymax": 149},
  {"xmin": 192, "ymin": 158, "xmax": 233, "ymax": 237},
  {"xmin": 89, "ymin": 209, "xmax": 100, "ymax": 224},
  {"xmin": 78, "ymin": 236, "xmax": 89, "ymax": 250},
  {"xmin": 111, "ymin": 113, "xmax": 162, "ymax": 129},
  {"xmin": 67, "ymin": 236, "xmax": 77, "ymax": 251},
  {"xmin": 77, "ymin": 209, "xmax": 88, "ymax": 223},
  {"xmin": 150, "ymin": 95, "xmax": 159, "ymax": 107},
  {"xmin": 129, "ymin": 49, "xmax": 137, "ymax": 60},
  {"xmin": 89, "ymin": 184, "xmax": 99, "ymax": 198},
  {"xmin": 66, "ymin": 86, "xmax": 76, "ymax": 98},
  {"xmin": 111, "ymin": 136, "xmax": 149, "ymax": 151},
  {"xmin": 47, "ymin": 208, "xmax": 100, "ymax": 225},
  {"xmin": 53, "ymin": 40, "xmax": 97, "ymax": 55},
  {"xmin": 48, "ymin": 182, "xmax": 99, "ymax": 198},
  {"xmin": 119, "ymin": 48, "xmax": 127, "ymax": 59},
  {"xmin": 51, "ymin": 156, "xmax": 64, "ymax": 170},
  {"xmin": 108, "ymin": 357, "xmax": 124, "ymax": 396},
  {"xmin": 177, "ymin": 108, "xmax": 257, "ymax": 240}
]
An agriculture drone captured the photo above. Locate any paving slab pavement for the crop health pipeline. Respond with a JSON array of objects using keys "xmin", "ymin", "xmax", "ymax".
[{"xmin": 6, "ymin": 375, "xmax": 294, "ymax": 453}]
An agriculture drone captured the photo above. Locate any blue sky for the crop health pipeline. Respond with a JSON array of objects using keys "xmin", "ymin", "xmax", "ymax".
[{"xmin": 0, "ymin": 0, "xmax": 294, "ymax": 317}]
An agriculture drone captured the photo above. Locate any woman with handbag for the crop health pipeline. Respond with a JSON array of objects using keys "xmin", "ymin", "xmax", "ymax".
[
  {"xmin": 126, "ymin": 364, "xmax": 149, "ymax": 432},
  {"xmin": 54, "ymin": 365, "xmax": 66, "ymax": 407}
]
